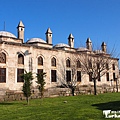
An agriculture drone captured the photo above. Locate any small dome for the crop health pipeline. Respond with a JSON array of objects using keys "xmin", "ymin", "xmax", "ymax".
[
  {"xmin": 94, "ymin": 50, "xmax": 104, "ymax": 53},
  {"xmin": 0, "ymin": 31, "xmax": 17, "ymax": 38},
  {"xmin": 77, "ymin": 47, "xmax": 88, "ymax": 51},
  {"xmin": 26, "ymin": 38, "xmax": 46, "ymax": 43},
  {"xmin": 54, "ymin": 43, "xmax": 70, "ymax": 48}
]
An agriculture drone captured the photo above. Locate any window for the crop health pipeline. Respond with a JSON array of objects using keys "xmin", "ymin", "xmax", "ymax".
[
  {"xmin": 77, "ymin": 60, "xmax": 81, "ymax": 68},
  {"xmin": 0, "ymin": 68, "xmax": 6, "ymax": 83},
  {"xmin": 66, "ymin": 59, "xmax": 70, "ymax": 67},
  {"xmin": 113, "ymin": 73, "xmax": 116, "ymax": 81},
  {"xmin": 77, "ymin": 71, "xmax": 81, "ymax": 82},
  {"xmin": 88, "ymin": 61, "xmax": 92, "ymax": 68},
  {"xmin": 89, "ymin": 72, "xmax": 92, "ymax": 82},
  {"xmin": 17, "ymin": 69, "xmax": 24, "ymax": 82},
  {"xmin": 106, "ymin": 73, "xmax": 109, "ymax": 81},
  {"xmin": 0, "ymin": 52, "xmax": 6, "ymax": 63},
  {"xmin": 112, "ymin": 64, "xmax": 115, "ymax": 70},
  {"xmin": 66, "ymin": 70, "xmax": 71, "ymax": 82},
  {"xmin": 51, "ymin": 70, "xmax": 56, "ymax": 82},
  {"xmin": 38, "ymin": 56, "xmax": 43, "ymax": 65},
  {"xmin": 37, "ymin": 69, "xmax": 43, "ymax": 74},
  {"xmin": 97, "ymin": 63, "xmax": 100, "ymax": 69},
  {"xmin": 106, "ymin": 63, "xmax": 109, "ymax": 70},
  {"xmin": 51, "ymin": 57, "xmax": 56, "ymax": 67},
  {"xmin": 18, "ymin": 54, "xmax": 24, "ymax": 64}
]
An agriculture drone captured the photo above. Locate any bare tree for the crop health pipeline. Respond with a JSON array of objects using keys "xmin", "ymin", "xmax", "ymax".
[
  {"xmin": 80, "ymin": 51, "xmax": 118, "ymax": 95},
  {"xmin": 57, "ymin": 55, "xmax": 81, "ymax": 96},
  {"xmin": 56, "ymin": 44, "xmax": 119, "ymax": 96}
]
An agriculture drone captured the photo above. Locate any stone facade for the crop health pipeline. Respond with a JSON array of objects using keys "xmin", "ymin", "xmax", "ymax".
[{"xmin": 0, "ymin": 21, "xmax": 119, "ymax": 100}]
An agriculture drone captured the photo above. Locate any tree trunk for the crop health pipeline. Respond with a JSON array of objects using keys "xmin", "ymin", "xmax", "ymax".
[
  {"xmin": 26, "ymin": 97, "xmax": 29, "ymax": 105},
  {"xmin": 93, "ymin": 79, "xmax": 97, "ymax": 95},
  {"xmin": 72, "ymin": 88, "xmax": 75, "ymax": 96}
]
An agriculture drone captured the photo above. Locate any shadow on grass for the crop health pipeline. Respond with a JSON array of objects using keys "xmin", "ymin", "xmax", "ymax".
[
  {"xmin": 92, "ymin": 101, "xmax": 120, "ymax": 111},
  {"xmin": 0, "ymin": 102, "xmax": 14, "ymax": 105},
  {"xmin": 0, "ymin": 101, "xmax": 26, "ymax": 106}
]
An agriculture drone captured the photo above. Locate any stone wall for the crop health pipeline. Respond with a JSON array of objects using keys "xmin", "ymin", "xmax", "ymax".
[{"xmin": 0, "ymin": 85, "xmax": 118, "ymax": 102}]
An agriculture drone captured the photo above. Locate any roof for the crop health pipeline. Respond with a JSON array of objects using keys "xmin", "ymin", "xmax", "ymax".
[
  {"xmin": 46, "ymin": 28, "xmax": 52, "ymax": 34},
  {"xmin": 101, "ymin": 42, "xmax": 106, "ymax": 46},
  {"xmin": 26, "ymin": 38, "xmax": 46, "ymax": 43},
  {"xmin": 68, "ymin": 33, "xmax": 74, "ymax": 39},
  {"xmin": 0, "ymin": 31, "xmax": 17, "ymax": 38},
  {"xmin": 77, "ymin": 47, "xmax": 89, "ymax": 51},
  {"xmin": 54, "ymin": 43, "xmax": 70, "ymax": 48},
  {"xmin": 17, "ymin": 21, "xmax": 24, "ymax": 27},
  {"xmin": 86, "ymin": 38, "xmax": 92, "ymax": 43}
]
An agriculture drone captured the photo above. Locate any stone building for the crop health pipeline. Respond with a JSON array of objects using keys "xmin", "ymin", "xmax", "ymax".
[{"xmin": 0, "ymin": 21, "xmax": 119, "ymax": 97}]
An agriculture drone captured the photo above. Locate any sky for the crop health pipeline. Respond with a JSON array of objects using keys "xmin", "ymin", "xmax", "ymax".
[{"xmin": 0, "ymin": 0, "xmax": 120, "ymax": 57}]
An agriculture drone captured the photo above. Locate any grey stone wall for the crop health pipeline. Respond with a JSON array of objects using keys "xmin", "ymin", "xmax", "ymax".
[{"xmin": 0, "ymin": 85, "xmax": 118, "ymax": 102}]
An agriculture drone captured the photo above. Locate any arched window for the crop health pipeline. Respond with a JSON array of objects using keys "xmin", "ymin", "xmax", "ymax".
[
  {"xmin": 51, "ymin": 57, "xmax": 56, "ymax": 67},
  {"xmin": 106, "ymin": 63, "xmax": 109, "ymax": 70},
  {"xmin": 88, "ymin": 61, "xmax": 92, "ymax": 68},
  {"xmin": 38, "ymin": 56, "xmax": 43, "ymax": 65},
  {"xmin": 77, "ymin": 60, "xmax": 81, "ymax": 68},
  {"xmin": 112, "ymin": 64, "xmax": 115, "ymax": 70},
  {"xmin": 18, "ymin": 54, "xmax": 24, "ymax": 64},
  {"xmin": 0, "ymin": 52, "xmax": 6, "ymax": 63},
  {"xmin": 66, "ymin": 59, "xmax": 70, "ymax": 67}
]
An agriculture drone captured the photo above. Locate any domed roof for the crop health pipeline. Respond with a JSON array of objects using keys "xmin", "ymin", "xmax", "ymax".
[
  {"xmin": 26, "ymin": 38, "xmax": 46, "ymax": 43},
  {"xmin": 77, "ymin": 47, "xmax": 88, "ymax": 51},
  {"xmin": 94, "ymin": 50, "xmax": 104, "ymax": 54},
  {"xmin": 0, "ymin": 31, "xmax": 17, "ymax": 38},
  {"xmin": 54, "ymin": 43, "xmax": 70, "ymax": 48}
]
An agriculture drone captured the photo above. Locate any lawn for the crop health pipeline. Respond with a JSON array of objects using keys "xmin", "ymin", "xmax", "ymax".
[{"xmin": 0, "ymin": 93, "xmax": 120, "ymax": 120}]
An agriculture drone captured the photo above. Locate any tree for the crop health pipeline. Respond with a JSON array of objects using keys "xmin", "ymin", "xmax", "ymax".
[
  {"xmin": 57, "ymin": 58, "xmax": 81, "ymax": 96},
  {"xmin": 80, "ymin": 52, "xmax": 118, "ymax": 95},
  {"xmin": 56, "ymin": 41, "xmax": 119, "ymax": 96},
  {"xmin": 60, "ymin": 72, "xmax": 77, "ymax": 96},
  {"xmin": 36, "ymin": 72, "xmax": 46, "ymax": 99},
  {"xmin": 21, "ymin": 70, "xmax": 33, "ymax": 105}
]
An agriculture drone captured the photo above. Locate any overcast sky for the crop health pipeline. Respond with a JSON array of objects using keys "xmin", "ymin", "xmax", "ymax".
[{"xmin": 0, "ymin": 0, "xmax": 120, "ymax": 56}]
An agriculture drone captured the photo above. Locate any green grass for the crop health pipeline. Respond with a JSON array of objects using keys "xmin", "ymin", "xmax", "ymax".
[{"xmin": 0, "ymin": 93, "xmax": 120, "ymax": 120}]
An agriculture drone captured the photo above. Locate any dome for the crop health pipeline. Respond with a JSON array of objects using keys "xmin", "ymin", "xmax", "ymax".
[
  {"xmin": 94, "ymin": 50, "xmax": 104, "ymax": 54},
  {"xmin": 0, "ymin": 31, "xmax": 17, "ymax": 38},
  {"xmin": 54, "ymin": 43, "xmax": 70, "ymax": 48},
  {"xmin": 77, "ymin": 47, "xmax": 88, "ymax": 51},
  {"xmin": 26, "ymin": 38, "xmax": 46, "ymax": 43}
]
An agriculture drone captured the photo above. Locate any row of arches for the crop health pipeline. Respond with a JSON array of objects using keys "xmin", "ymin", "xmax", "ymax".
[
  {"xmin": 38, "ymin": 57, "xmax": 81, "ymax": 68},
  {"xmin": 0, "ymin": 52, "xmax": 56, "ymax": 66},
  {"xmin": 1, "ymin": 52, "xmax": 116, "ymax": 71},
  {"xmin": 0, "ymin": 52, "xmax": 82, "ymax": 68},
  {"xmin": 0, "ymin": 52, "xmax": 24, "ymax": 64},
  {"xmin": 66, "ymin": 59, "xmax": 81, "ymax": 68},
  {"xmin": 0, "ymin": 52, "xmax": 57, "ymax": 66},
  {"xmin": 38, "ymin": 56, "xmax": 56, "ymax": 66}
]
